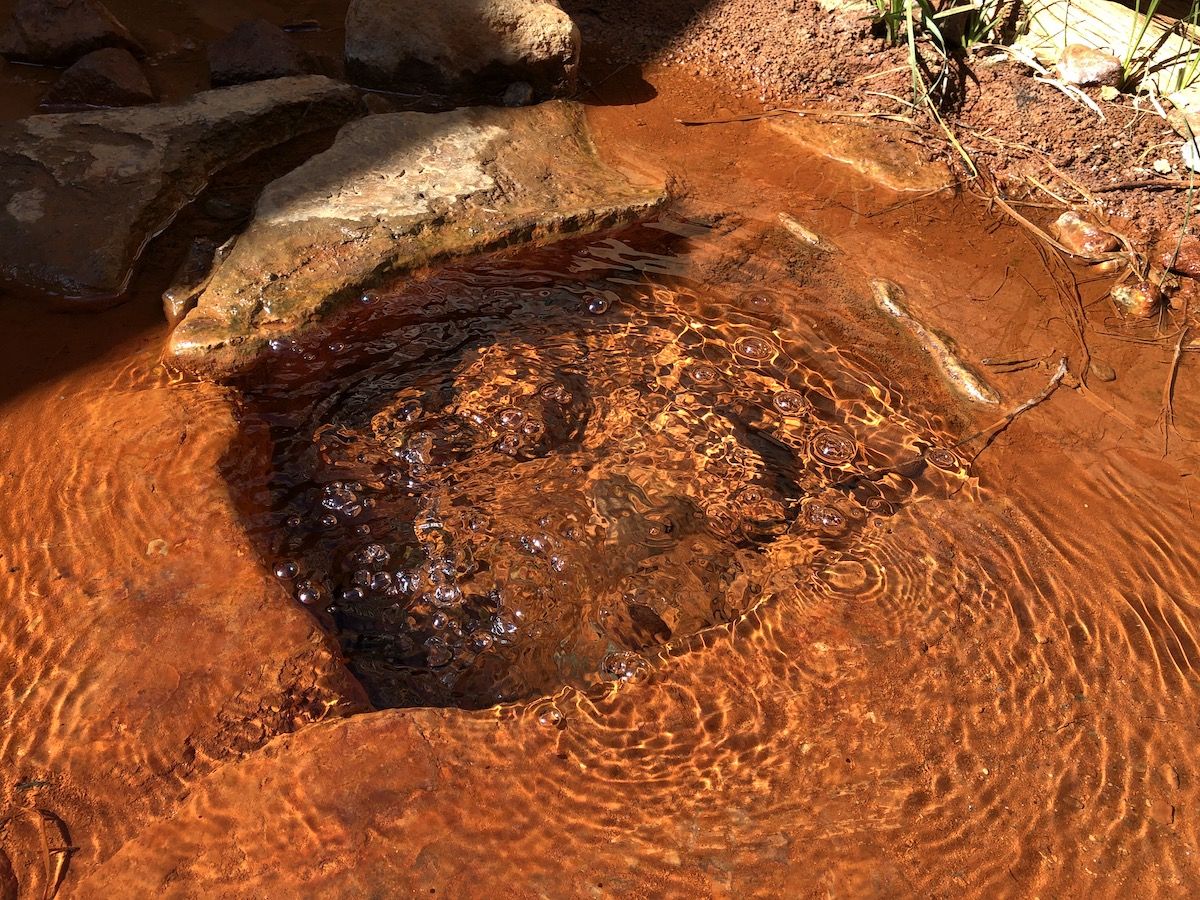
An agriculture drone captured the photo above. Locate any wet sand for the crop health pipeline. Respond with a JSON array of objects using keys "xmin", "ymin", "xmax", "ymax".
[{"xmin": 1, "ymin": 12, "xmax": 1199, "ymax": 899}]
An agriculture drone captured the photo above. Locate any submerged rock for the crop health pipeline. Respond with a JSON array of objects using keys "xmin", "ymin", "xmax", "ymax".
[
  {"xmin": 0, "ymin": 75, "xmax": 363, "ymax": 301},
  {"xmin": 0, "ymin": 0, "xmax": 142, "ymax": 65},
  {"xmin": 1056, "ymin": 44, "xmax": 1122, "ymax": 87},
  {"xmin": 208, "ymin": 19, "xmax": 311, "ymax": 87},
  {"xmin": 1049, "ymin": 210, "xmax": 1118, "ymax": 258},
  {"xmin": 41, "ymin": 47, "xmax": 154, "ymax": 109},
  {"xmin": 769, "ymin": 117, "xmax": 953, "ymax": 193},
  {"xmin": 1111, "ymin": 281, "xmax": 1163, "ymax": 317},
  {"xmin": 344, "ymin": 0, "xmax": 580, "ymax": 101},
  {"xmin": 168, "ymin": 101, "xmax": 667, "ymax": 378},
  {"xmin": 1159, "ymin": 234, "xmax": 1200, "ymax": 278}
]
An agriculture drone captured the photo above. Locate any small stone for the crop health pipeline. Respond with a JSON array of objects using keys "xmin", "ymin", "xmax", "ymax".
[
  {"xmin": 1049, "ymin": 210, "xmax": 1118, "ymax": 258},
  {"xmin": 41, "ymin": 47, "xmax": 154, "ymax": 109},
  {"xmin": 502, "ymin": 81, "xmax": 534, "ymax": 107},
  {"xmin": 361, "ymin": 92, "xmax": 399, "ymax": 115},
  {"xmin": 1056, "ymin": 44, "xmax": 1122, "ymax": 87},
  {"xmin": 1154, "ymin": 158, "xmax": 1174, "ymax": 175},
  {"xmin": 1099, "ymin": 85, "xmax": 1120, "ymax": 101},
  {"xmin": 1091, "ymin": 361, "xmax": 1117, "ymax": 382},
  {"xmin": 1111, "ymin": 281, "xmax": 1163, "ymax": 317},
  {"xmin": 208, "ymin": 19, "xmax": 310, "ymax": 87},
  {"xmin": 1158, "ymin": 234, "xmax": 1200, "ymax": 278}
]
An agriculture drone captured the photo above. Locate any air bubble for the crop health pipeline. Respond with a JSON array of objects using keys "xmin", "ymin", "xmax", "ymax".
[
  {"xmin": 689, "ymin": 364, "xmax": 719, "ymax": 384},
  {"xmin": 433, "ymin": 584, "xmax": 463, "ymax": 606},
  {"xmin": 927, "ymin": 448, "xmax": 960, "ymax": 470},
  {"xmin": 603, "ymin": 651, "xmax": 649, "ymax": 682},
  {"xmin": 498, "ymin": 407, "xmax": 526, "ymax": 428},
  {"xmin": 772, "ymin": 391, "xmax": 807, "ymax": 415},
  {"xmin": 540, "ymin": 383, "xmax": 572, "ymax": 404},
  {"xmin": 497, "ymin": 432, "xmax": 522, "ymax": 455},
  {"xmin": 296, "ymin": 586, "xmax": 322, "ymax": 605},
  {"xmin": 537, "ymin": 706, "xmax": 565, "ymax": 728},
  {"xmin": 805, "ymin": 504, "xmax": 846, "ymax": 530},
  {"xmin": 811, "ymin": 428, "xmax": 857, "ymax": 465},
  {"xmin": 426, "ymin": 642, "xmax": 453, "ymax": 667},
  {"xmin": 360, "ymin": 543, "xmax": 391, "ymax": 567},
  {"xmin": 734, "ymin": 336, "xmax": 775, "ymax": 361},
  {"xmin": 274, "ymin": 560, "xmax": 298, "ymax": 579},
  {"xmin": 586, "ymin": 296, "xmax": 610, "ymax": 315}
]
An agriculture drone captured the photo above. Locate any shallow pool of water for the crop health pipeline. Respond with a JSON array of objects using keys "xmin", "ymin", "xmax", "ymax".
[{"xmin": 230, "ymin": 217, "xmax": 972, "ymax": 709}]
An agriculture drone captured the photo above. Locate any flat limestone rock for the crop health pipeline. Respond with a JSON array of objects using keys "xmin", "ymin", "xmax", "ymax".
[
  {"xmin": 0, "ymin": 75, "xmax": 364, "ymax": 301},
  {"xmin": 168, "ymin": 100, "xmax": 667, "ymax": 378},
  {"xmin": 769, "ymin": 116, "xmax": 954, "ymax": 194}
]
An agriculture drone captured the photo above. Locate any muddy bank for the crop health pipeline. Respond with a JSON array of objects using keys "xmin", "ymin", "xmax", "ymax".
[{"xmin": 571, "ymin": 0, "xmax": 1200, "ymax": 248}]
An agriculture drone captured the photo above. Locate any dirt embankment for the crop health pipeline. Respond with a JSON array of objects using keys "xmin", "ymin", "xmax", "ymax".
[{"xmin": 570, "ymin": 0, "xmax": 1196, "ymax": 249}]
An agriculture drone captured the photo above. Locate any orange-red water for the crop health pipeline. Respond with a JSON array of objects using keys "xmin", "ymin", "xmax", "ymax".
[{"xmin": 2, "ymin": 8, "xmax": 1200, "ymax": 897}]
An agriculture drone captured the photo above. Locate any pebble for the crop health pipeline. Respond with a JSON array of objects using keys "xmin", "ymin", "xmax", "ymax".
[
  {"xmin": 1153, "ymin": 158, "xmax": 1173, "ymax": 175},
  {"xmin": 1158, "ymin": 234, "xmax": 1200, "ymax": 278},
  {"xmin": 41, "ymin": 47, "xmax": 154, "ymax": 109},
  {"xmin": 502, "ymin": 81, "xmax": 535, "ymax": 107},
  {"xmin": 1111, "ymin": 281, "xmax": 1163, "ymax": 317},
  {"xmin": 208, "ymin": 19, "xmax": 309, "ymax": 87},
  {"xmin": 1056, "ymin": 44, "xmax": 1122, "ymax": 87},
  {"xmin": 1049, "ymin": 211, "xmax": 1118, "ymax": 258}
]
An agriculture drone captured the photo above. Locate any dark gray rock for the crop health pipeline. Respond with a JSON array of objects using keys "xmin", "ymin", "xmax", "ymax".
[
  {"xmin": 0, "ymin": 0, "xmax": 142, "ymax": 65},
  {"xmin": 344, "ymin": 0, "xmax": 579, "ymax": 102},
  {"xmin": 208, "ymin": 19, "xmax": 310, "ymax": 87},
  {"xmin": 0, "ymin": 75, "xmax": 364, "ymax": 301},
  {"xmin": 502, "ymin": 81, "xmax": 534, "ymax": 107},
  {"xmin": 168, "ymin": 101, "xmax": 667, "ymax": 378},
  {"xmin": 41, "ymin": 47, "xmax": 154, "ymax": 109}
]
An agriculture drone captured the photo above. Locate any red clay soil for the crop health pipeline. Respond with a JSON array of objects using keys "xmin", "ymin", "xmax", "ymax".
[{"xmin": 571, "ymin": 0, "xmax": 1196, "ymax": 249}]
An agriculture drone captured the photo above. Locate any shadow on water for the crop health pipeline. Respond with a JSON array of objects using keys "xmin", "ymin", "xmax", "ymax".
[{"xmin": 219, "ymin": 215, "xmax": 974, "ymax": 710}]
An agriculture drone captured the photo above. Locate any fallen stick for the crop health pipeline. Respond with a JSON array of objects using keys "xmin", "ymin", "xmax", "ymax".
[
  {"xmin": 1162, "ymin": 324, "xmax": 1190, "ymax": 457},
  {"xmin": 828, "ymin": 358, "xmax": 1070, "ymax": 492},
  {"xmin": 1094, "ymin": 179, "xmax": 1200, "ymax": 192},
  {"xmin": 676, "ymin": 108, "xmax": 914, "ymax": 126},
  {"xmin": 958, "ymin": 357, "xmax": 1071, "ymax": 462}
]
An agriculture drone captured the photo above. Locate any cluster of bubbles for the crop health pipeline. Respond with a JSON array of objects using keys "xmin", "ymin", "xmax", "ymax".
[{"xmin": 250, "ymin": 232, "xmax": 970, "ymax": 709}]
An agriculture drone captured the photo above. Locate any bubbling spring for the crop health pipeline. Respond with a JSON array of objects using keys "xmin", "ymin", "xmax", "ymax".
[{"xmin": 233, "ymin": 218, "xmax": 974, "ymax": 709}]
